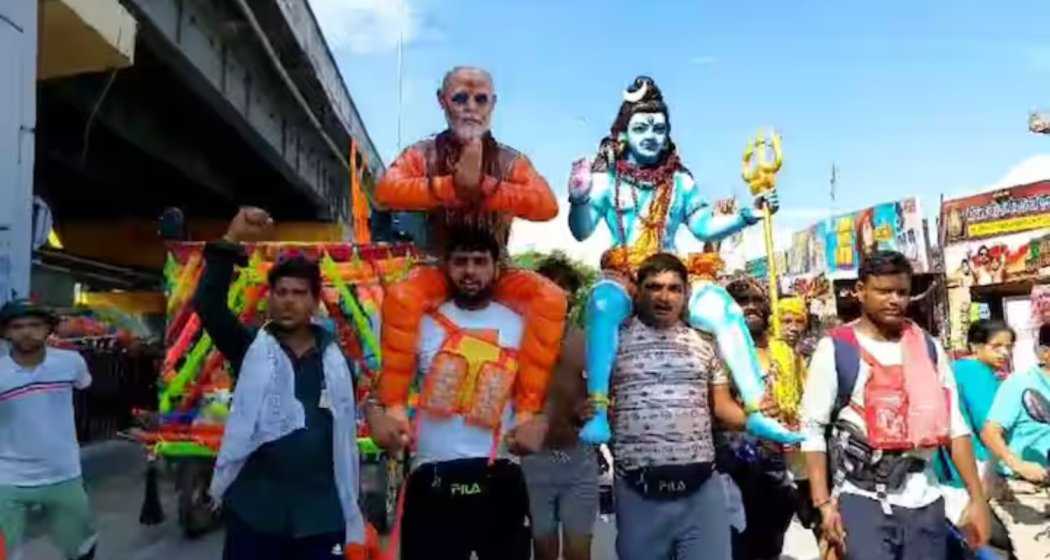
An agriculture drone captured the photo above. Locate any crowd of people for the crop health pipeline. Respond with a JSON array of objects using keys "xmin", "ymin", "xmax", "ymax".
[{"xmin": 1, "ymin": 64, "xmax": 1049, "ymax": 560}]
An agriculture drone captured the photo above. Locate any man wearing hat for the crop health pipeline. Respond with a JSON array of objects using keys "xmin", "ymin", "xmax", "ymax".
[{"xmin": 0, "ymin": 300, "xmax": 97, "ymax": 559}]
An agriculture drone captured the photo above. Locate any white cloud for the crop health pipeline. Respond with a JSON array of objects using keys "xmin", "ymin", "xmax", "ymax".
[
  {"xmin": 944, "ymin": 154, "xmax": 1050, "ymax": 202},
  {"xmin": 778, "ymin": 206, "xmax": 835, "ymax": 221},
  {"xmin": 508, "ymin": 200, "xmax": 610, "ymax": 265},
  {"xmin": 308, "ymin": 0, "xmax": 421, "ymax": 54}
]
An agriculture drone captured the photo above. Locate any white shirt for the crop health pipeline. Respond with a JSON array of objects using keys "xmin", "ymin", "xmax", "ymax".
[
  {"xmin": 413, "ymin": 301, "xmax": 524, "ymax": 469},
  {"xmin": 0, "ymin": 348, "xmax": 92, "ymax": 486},
  {"xmin": 799, "ymin": 330, "xmax": 969, "ymax": 509}
]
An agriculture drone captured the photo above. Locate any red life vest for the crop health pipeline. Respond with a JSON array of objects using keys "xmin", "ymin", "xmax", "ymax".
[{"xmin": 831, "ymin": 324, "xmax": 950, "ymax": 451}]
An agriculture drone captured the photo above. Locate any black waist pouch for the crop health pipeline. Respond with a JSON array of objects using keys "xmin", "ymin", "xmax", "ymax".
[
  {"xmin": 414, "ymin": 458, "xmax": 519, "ymax": 499},
  {"xmin": 622, "ymin": 462, "xmax": 714, "ymax": 501}
]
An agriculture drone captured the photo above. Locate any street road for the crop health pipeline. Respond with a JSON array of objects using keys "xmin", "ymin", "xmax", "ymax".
[{"xmin": 19, "ymin": 442, "xmax": 1048, "ymax": 559}]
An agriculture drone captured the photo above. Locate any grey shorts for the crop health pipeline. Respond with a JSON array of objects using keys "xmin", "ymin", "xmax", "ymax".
[
  {"xmin": 521, "ymin": 445, "xmax": 598, "ymax": 538},
  {"xmin": 613, "ymin": 472, "xmax": 730, "ymax": 560}
]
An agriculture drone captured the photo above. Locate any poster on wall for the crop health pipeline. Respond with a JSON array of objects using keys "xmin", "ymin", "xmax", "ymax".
[
  {"xmin": 943, "ymin": 230, "xmax": 1050, "ymax": 287},
  {"xmin": 785, "ymin": 197, "xmax": 929, "ymax": 278},
  {"xmin": 1004, "ymin": 296, "xmax": 1038, "ymax": 375}
]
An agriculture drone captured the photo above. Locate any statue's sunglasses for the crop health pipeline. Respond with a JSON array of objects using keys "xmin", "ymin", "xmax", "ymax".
[{"xmin": 450, "ymin": 91, "xmax": 490, "ymax": 107}]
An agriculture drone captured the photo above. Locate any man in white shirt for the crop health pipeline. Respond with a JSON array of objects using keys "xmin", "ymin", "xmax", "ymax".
[
  {"xmin": 367, "ymin": 226, "xmax": 550, "ymax": 560},
  {"xmin": 0, "ymin": 300, "xmax": 96, "ymax": 560},
  {"xmin": 800, "ymin": 251, "xmax": 990, "ymax": 560}
]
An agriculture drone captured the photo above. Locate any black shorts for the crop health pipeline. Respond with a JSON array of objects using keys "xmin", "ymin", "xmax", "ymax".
[
  {"xmin": 400, "ymin": 458, "xmax": 531, "ymax": 560},
  {"xmin": 728, "ymin": 465, "xmax": 797, "ymax": 560}
]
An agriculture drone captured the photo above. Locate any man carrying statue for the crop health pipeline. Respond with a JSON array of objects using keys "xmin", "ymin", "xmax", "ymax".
[
  {"xmin": 367, "ymin": 66, "xmax": 566, "ymax": 559},
  {"xmin": 566, "ymin": 75, "xmax": 801, "ymax": 446},
  {"xmin": 370, "ymin": 65, "xmax": 567, "ymax": 442}
]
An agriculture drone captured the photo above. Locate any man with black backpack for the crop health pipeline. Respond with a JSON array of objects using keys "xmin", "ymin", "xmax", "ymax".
[{"xmin": 799, "ymin": 251, "xmax": 990, "ymax": 559}]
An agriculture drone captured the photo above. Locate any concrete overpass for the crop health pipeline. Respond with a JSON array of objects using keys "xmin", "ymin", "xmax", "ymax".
[
  {"xmin": 13, "ymin": 0, "xmax": 391, "ymax": 297},
  {"xmin": 40, "ymin": 0, "xmax": 382, "ymax": 221}
]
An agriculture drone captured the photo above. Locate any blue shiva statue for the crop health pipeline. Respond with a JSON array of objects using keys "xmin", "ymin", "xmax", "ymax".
[{"xmin": 567, "ymin": 76, "xmax": 803, "ymax": 445}]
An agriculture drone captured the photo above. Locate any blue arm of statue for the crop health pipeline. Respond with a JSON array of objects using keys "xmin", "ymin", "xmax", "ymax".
[
  {"xmin": 681, "ymin": 175, "xmax": 759, "ymax": 241},
  {"xmin": 688, "ymin": 206, "xmax": 758, "ymax": 241},
  {"xmin": 569, "ymin": 199, "xmax": 603, "ymax": 241},
  {"xmin": 689, "ymin": 283, "xmax": 805, "ymax": 445},
  {"xmin": 568, "ymin": 167, "xmax": 611, "ymax": 242}
]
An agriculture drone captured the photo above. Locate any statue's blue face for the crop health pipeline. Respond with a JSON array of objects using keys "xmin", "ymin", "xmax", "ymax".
[{"xmin": 624, "ymin": 112, "xmax": 669, "ymax": 166}]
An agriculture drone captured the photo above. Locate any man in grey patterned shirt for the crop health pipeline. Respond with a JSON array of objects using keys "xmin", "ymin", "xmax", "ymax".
[{"xmin": 608, "ymin": 253, "xmax": 737, "ymax": 560}]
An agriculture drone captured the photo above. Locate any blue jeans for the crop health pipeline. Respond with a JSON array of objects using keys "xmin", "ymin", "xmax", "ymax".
[
  {"xmin": 839, "ymin": 495, "xmax": 946, "ymax": 560},
  {"xmin": 614, "ymin": 473, "xmax": 731, "ymax": 560}
]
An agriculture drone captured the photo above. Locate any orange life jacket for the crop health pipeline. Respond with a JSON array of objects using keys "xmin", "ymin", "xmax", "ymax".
[{"xmin": 418, "ymin": 311, "xmax": 519, "ymax": 430}]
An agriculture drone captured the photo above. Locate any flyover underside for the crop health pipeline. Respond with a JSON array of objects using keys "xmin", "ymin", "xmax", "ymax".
[
  {"xmin": 36, "ymin": 44, "xmax": 324, "ymax": 222},
  {"xmin": 37, "ymin": 0, "xmax": 368, "ymax": 226}
]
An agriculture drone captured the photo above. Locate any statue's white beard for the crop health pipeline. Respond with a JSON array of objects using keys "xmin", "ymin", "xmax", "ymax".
[{"xmin": 450, "ymin": 120, "xmax": 488, "ymax": 142}]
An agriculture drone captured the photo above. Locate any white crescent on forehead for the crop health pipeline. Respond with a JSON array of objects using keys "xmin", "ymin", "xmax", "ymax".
[{"xmin": 623, "ymin": 82, "xmax": 649, "ymax": 103}]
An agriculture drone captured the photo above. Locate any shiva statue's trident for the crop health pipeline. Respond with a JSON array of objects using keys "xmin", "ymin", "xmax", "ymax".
[{"xmin": 742, "ymin": 130, "xmax": 784, "ymax": 338}]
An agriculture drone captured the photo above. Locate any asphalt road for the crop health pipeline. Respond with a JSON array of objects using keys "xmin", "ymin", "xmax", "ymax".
[{"xmin": 17, "ymin": 441, "xmax": 1048, "ymax": 559}]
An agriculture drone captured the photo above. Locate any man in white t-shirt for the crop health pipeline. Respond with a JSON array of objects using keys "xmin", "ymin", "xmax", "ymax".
[
  {"xmin": 367, "ymin": 226, "xmax": 552, "ymax": 560},
  {"xmin": 800, "ymin": 251, "xmax": 990, "ymax": 560},
  {"xmin": 0, "ymin": 300, "xmax": 96, "ymax": 560}
]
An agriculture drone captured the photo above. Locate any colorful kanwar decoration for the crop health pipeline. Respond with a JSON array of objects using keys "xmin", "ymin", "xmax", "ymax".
[{"xmin": 140, "ymin": 242, "xmax": 418, "ymax": 459}]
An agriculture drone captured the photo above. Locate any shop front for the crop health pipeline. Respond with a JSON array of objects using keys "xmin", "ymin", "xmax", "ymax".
[
  {"xmin": 941, "ymin": 180, "xmax": 1050, "ymax": 370},
  {"xmin": 773, "ymin": 197, "xmax": 939, "ymax": 334}
]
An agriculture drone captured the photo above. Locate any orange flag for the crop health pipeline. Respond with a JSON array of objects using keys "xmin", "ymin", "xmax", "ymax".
[{"xmin": 350, "ymin": 139, "xmax": 372, "ymax": 244}]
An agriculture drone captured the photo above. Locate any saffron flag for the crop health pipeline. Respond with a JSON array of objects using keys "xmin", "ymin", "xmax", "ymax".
[{"xmin": 350, "ymin": 139, "xmax": 372, "ymax": 244}]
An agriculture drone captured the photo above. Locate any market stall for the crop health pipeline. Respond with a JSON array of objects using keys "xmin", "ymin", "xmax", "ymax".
[
  {"xmin": 941, "ymin": 180, "xmax": 1050, "ymax": 369},
  {"xmin": 49, "ymin": 299, "xmax": 163, "ymax": 443}
]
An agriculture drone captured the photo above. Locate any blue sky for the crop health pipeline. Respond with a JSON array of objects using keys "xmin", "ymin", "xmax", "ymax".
[{"xmin": 311, "ymin": 0, "xmax": 1050, "ymax": 262}]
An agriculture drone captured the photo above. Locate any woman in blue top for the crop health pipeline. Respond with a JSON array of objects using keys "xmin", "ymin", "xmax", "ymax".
[
  {"xmin": 939, "ymin": 320, "xmax": 1018, "ymax": 560},
  {"xmin": 954, "ymin": 320, "xmax": 1015, "ymax": 469},
  {"xmin": 939, "ymin": 320, "xmax": 1015, "ymax": 488}
]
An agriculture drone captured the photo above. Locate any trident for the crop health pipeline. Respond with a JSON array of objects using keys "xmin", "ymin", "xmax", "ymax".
[{"xmin": 742, "ymin": 129, "xmax": 784, "ymax": 338}]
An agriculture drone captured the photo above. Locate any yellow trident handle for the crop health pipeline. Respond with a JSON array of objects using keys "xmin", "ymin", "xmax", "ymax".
[{"xmin": 741, "ymin": 129, "xmax": 784, "ymax": 339}]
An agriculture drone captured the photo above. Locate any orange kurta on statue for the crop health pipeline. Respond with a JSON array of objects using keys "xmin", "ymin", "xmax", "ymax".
[{"xmin": 375, "ymin": 134, "xmax": 566, "ymax": 415}]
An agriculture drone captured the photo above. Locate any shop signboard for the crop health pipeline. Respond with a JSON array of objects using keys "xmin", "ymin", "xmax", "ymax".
[
  {"xmin": 941, "ymin": 181, "xmax": 1050, "ymax": 287},
  {"xmin": 941, "ymin": 181, "xmax": 1050, "ymax": 244}
]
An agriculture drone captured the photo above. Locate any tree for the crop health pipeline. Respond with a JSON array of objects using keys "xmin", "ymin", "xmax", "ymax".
[{"xmin": 511, "ymin": 249, "xmax": 599, "ymax": 327}]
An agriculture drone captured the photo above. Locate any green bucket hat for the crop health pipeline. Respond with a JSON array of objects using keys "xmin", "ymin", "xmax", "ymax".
[{"xmin": 0, "ymin": 299, "xmax": 58, "ymax": 329}]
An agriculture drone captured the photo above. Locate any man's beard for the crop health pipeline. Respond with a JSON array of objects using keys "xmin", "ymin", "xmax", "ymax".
[
  {"xmin": 11, "ymin": 339, "xmax": 45, "ymax": 355},
  {"xmin": 453, "ymin": 284, "xmax": 495, "ymax": 308},
  {"xmin": 745, "ymin": 314, "xmax": 768, "ymax": 339}
]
